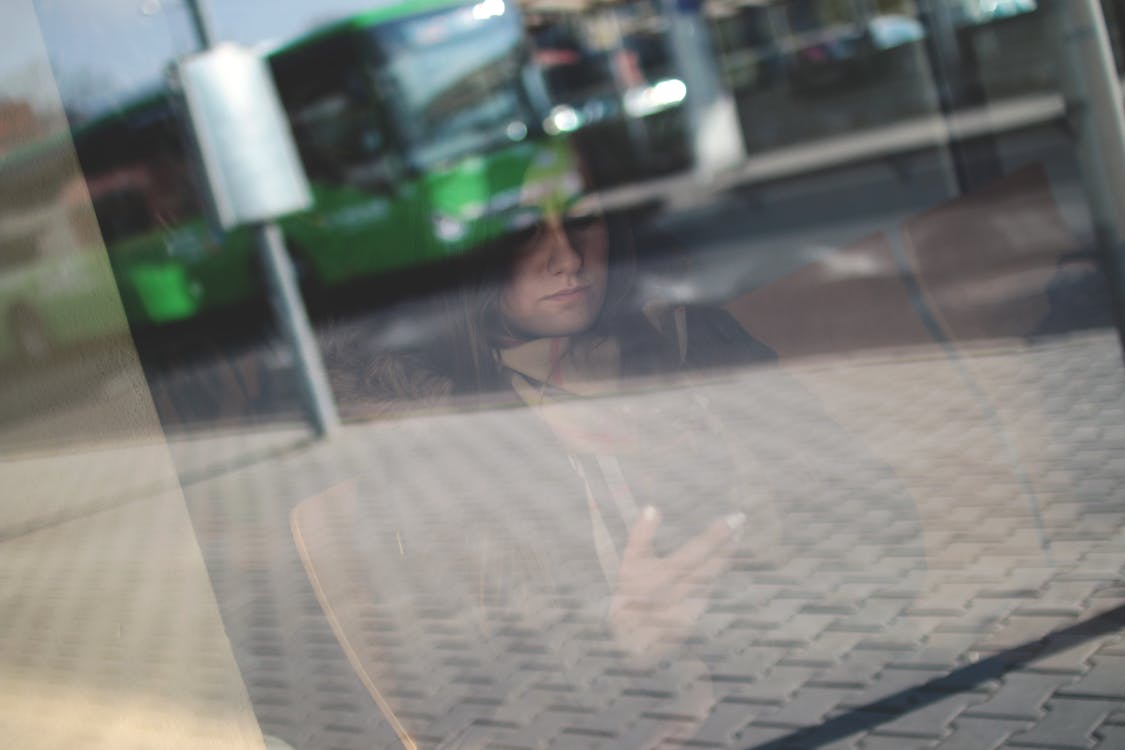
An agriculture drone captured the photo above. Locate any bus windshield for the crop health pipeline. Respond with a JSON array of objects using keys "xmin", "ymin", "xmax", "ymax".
[{"xmin": 366, "ymin": 0, "xmax": 536, "ymax": 168}]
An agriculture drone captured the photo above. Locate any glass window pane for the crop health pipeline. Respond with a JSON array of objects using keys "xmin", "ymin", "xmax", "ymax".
[{"xmin": 5, "ymin": 1, "xmax": 1125, "ymax": 749}]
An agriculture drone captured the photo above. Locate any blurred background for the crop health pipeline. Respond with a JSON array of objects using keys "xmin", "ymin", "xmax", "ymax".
[
  {"xmin": 1, "ymin": 0, "xmax": 1121, "ymax": 443},
  {"xmin": 4, "ymin": 3, "xmax": 1125, "ymax": 749}
]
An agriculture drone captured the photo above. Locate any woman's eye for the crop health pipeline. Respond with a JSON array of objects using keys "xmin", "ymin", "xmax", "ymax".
[
  {"xmin": 508, "ymin": 224, "xmax": 543, "ymax": 255},
  {"xmin": 564, "ymin": 214, "xmax": 605, "ymax": 243},
  {"xmin": 565, "ymin": 214, "xmax": 600, "ymax": 231}
]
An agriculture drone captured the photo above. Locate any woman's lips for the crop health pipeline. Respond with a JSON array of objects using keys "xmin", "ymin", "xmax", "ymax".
[{"xmin": 544, "ymin": 285, "xmax": 589, "ymax": 302}]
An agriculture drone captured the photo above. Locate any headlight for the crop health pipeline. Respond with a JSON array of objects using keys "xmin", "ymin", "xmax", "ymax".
[
  {"xmin": 505, "ymin": 120, "xmax": 528, "ymax": 141},
  {"xmin": 432, "ymin": 213, "xmax": 467, "ymax": 243},
  {"xmin": 623, "ymin": 78, "xmax": 687, "ymax": 118},
  {"xmin": 471, "ymin": 0, "xmax": 505, "ymax": 20},
  {"xmin": 544, "ymin": 105, "xmax": 582, "ymax": 135}
]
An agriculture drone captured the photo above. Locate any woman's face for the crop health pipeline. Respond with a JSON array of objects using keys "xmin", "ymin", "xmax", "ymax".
[{"xmin": 500, "ymin": 210, "xmax": 609, "ymax": 338}]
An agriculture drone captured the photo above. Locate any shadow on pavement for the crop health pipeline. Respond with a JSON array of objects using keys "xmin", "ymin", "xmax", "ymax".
[{"xmin": 748, "ymin": 603, "xmax": 1125, "ymax": 749}]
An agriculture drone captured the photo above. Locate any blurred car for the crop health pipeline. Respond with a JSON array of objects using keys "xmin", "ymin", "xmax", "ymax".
[{"xmin": 532, "ymin": 26, "xmax": 692, "ymax": 186}]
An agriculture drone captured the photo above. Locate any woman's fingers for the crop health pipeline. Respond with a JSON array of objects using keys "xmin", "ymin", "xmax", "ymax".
[
  {"xmin": 611, "ymin": 511, "xmax": 747, "ymax": 663},
  {"xmin": 616, "ymin": 510, "xmax": 744, "ymax": 605},
  {"xmin": 620, "ymin": 505, "xmax": 662, "ymax": 567},
  {"xmin": 663, "ymin": 512, "xmax": 745, "ymax": 580},
  {"xmin": 660, "ymin": 562, "xmax": 726, "ymax": 614},
  {"xmin": 620, "ymin": 509, "xmax": 744, "ymax": 590}
]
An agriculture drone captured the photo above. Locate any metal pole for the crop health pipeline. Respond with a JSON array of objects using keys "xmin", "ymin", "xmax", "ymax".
[
  {"xmin": 604, "ymin": 8, "xmax": 651, "ymax": 172},
  {"xmin": 183, "ymin": 0, "xmax": 340, "ymax": 435},
  {"xmin": 256, "ymin": 223, "xmax": 340, "ymax": 437},
  {"xmin": 914, "ymin": 0, "xmax": 1004, "ymax": 194},
  {"xmin": 851, "ymin": 0, "xmax": 875, "ymax": 27},
  {"xmin": 662, "ymin": 0, "xmax": 747, "ymax": 181},
  {"xmin": 183, "ymin": 0, "xmax": 219, "ymax": 49},
  {"xmin": 1050, "ymin": 0, "xmax": 1125, "ymax": 360}
]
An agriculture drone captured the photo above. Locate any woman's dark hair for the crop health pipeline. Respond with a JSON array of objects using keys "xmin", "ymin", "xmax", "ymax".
[{"xmin": 323, "ymin": 207, "xmax": 640, "ymax": 413}]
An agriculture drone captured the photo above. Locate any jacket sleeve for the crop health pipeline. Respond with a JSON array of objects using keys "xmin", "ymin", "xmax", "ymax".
[{"xmin": 682, "ymin": 304, "xmax": 778, "ymax": 371}]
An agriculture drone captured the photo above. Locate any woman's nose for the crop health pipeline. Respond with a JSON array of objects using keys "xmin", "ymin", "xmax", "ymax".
[{"xmin": 544, "ymin": 221, "xmax": 582, "ymax": 275}]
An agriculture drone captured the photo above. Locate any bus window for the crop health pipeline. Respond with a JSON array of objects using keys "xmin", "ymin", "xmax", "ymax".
[
  {"xmin": 287, "ymin": 89, "xmax": 388, "ymax": 185},
  {"xmin": 90, "ymin": 186, "xmax": 154, "ymax": 247},
  {"xmin": 75, "ymin": 106, "xmax": 202, "ymax": 251},
  {"xmin": 273, "ymin": 40, "xmax": 392, "ymax": 190},
  {"xmin": 364, "ymin": 3, "xmax": 538, "ymax": 169}
]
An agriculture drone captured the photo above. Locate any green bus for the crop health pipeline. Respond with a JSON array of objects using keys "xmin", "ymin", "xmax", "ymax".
[{"xmin": 1, "ymin": 0, "xmax": 574, "ymax": 358}]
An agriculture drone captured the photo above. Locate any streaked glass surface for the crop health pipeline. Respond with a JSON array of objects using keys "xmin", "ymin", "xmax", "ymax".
[{"xmin": 3, "ymin": 1, "xmax": 1125, "ymax": 748}]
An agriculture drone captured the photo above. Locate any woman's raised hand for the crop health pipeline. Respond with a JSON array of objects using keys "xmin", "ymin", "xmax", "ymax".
[{"xmin": 608, "ymin": 505, "xmax": 745, "ymax": 665}]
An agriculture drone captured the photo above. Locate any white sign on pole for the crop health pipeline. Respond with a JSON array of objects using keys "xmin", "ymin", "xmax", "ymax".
[{"xmin": 173, "ymin": 44, "xmax": 312, "ymax": 230}]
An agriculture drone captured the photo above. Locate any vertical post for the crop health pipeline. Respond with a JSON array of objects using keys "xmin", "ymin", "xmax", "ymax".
[
  {"xmin": 1050, "ymin": 0, "xmax": 1125, "ymax": 360},
  {"xmin": 602, "ymin": 8, "xmax": 651, "ymax": 172},
  {"xmin": 851, "ymin": 0, "xmax": 875, "ymax": 27},
  {"xmin": 182, "ymin": 0, "xmax": 340, "ymax": 435},
  {"xmin": 662, "ymin": 0, "xmax": 746, "ymax": 180},
  {"xmin": 914, "ymin": 0, "xmax": 1004, "ymax": 194},
  {"xmin": 184, "ymin": 0, "xmax": 219, "ymax": 48},
  {"xmin": 256, "ymin": 223, "xmax": 340, "ymax": 437}
]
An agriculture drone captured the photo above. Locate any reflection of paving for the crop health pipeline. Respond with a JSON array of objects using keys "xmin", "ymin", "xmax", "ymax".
[
  {"xmin": 0, "ymin": 484, "xmax": 267, "ymax": 749},
  {"xmin": 0, "ymin": 434, "xmax": 269, "ymax": 747},
  {"xmin": 178, "ymin": 331, "xmax": 1125, "ymax": 749}
]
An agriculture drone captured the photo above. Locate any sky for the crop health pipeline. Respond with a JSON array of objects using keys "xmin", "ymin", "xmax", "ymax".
[{"xmin": 9, "ymin": 0, "xmax": 402, "ymax": 115}]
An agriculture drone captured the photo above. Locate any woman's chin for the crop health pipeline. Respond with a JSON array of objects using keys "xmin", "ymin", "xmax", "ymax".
[{"xmin": 544, "ymin": 313, "xmax": 601, "ymax": 337}]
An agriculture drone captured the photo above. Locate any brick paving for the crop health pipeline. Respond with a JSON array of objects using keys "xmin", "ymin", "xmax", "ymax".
[
  {"xmin": 3, "ymin": 330, "xmax": 1124, "ymax": 749},
  {"xmin": 170, "ymin": 330, "xmax": 1125, "ymax": 749}
]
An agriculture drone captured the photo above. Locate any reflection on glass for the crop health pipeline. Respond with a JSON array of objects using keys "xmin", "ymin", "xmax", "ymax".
[
  {"xmin": 5, "ymin": 2, "xmax": 1125, "ymax": 749},
  {"xmin": 368, "ymin": 2, "xmax": 538, "ymax": 169},
  {"xmin": 50, "ymin": 1, "xmax": 558, "ymax": 337}
]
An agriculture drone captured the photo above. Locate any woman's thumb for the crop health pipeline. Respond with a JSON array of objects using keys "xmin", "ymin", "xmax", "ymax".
[{"xmin": 623, "ymin": 505, "xmax": 661, "ymax": 562}]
